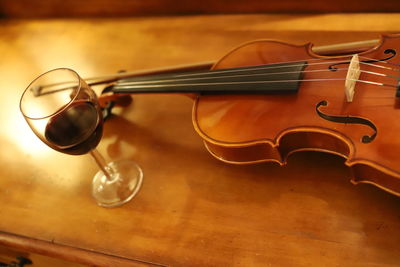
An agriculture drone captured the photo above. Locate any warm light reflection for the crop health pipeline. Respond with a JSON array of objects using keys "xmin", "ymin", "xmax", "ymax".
[
  {"xmin": 0, "ymin": 26, "xmax": 102, "ymax": 191},
  {"xmin": 7, "ymin": 111, "xmax": 96, "ymax": 189},
  {"xmin": 9, "ymin": 111, "xmax": 51, "ymax": 156},
  {"xmin": 17, "ymin": 30, "xmax": 96, "ymax": 81},
  {"xmin": 9, "ymin": 30, "xmax": 97, "ymax": 155}
]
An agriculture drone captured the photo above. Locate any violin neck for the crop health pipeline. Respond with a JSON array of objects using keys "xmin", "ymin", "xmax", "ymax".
[{"xmin": 112, "ymin": 61, "xmax": 308, "ymax": 95}]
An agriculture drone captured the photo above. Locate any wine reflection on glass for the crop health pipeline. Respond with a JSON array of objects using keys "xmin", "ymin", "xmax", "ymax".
[{"xmin": 19, "ymin": 68, "xmax": 143, "ymax": 208}]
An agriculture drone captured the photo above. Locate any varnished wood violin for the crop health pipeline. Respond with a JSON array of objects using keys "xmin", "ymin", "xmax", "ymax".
[{"xmin": 96, "ymin": 33, "xmax": 400, "ymax": 197}]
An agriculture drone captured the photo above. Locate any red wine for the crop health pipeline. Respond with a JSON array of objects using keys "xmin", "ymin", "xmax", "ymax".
[{"xmin": 45, "ymin": 101, "xmax": 103, "ymax": 155}]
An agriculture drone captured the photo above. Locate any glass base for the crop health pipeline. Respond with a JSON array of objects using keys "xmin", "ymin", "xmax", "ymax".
[{"xmin": 92, "ymin": 160, "xmax": 143, "ymax": 208}]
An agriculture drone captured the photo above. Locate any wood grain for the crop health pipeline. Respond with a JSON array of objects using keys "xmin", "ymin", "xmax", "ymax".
[
  {"xmin": 0, "ymin": 244, "xmax": 86, "ymax": 267},
  {"xmin": 0, "ymin": 232, "xmax": 160, "ymax": 266},
  {"xmin": 1, "ymin": 14, "xmax": 400, "ymax": 266}
]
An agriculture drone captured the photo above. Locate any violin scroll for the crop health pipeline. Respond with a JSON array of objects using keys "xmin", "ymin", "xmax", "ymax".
[{"xmin": 99, "ymin": 85, "xmax": 133, "ymax": 120}]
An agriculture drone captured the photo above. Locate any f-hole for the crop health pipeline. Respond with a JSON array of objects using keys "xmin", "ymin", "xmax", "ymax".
[
  {"xmin": 315, "ymin": 100, "xmax": 377, "ymax": 143},
  {"xmin": 328, "ymin": 49, "xmax": 396, "ymax": 71}
]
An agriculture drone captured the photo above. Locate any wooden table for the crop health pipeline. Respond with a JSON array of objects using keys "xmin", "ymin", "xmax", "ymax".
[{"xmin": 1, "ymin": 14, "xmax": 400, "ymax": 266}]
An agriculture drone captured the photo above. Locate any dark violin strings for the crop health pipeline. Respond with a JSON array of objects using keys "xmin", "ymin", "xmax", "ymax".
[
  {"xmin": 116, "ymin": 67, "xmax": 398, "ymax": 87},
  {"xmin": 117, "ymin": 62, "xmax": 398, "ymax": 88},
  {"xmin": 79, "ymin": 57, "xmax": 349, "ymax": 83},
  {"xmin": 360, "ymin": 61, "xmax": 397, "ymax": 70},
  {"xmin": 116, "ymin": 68, "xmax": 399, "ymax": 93},
  {"xmin": 120, "ymin": 57, "xmax": 397, "ymax": 81},
  {"xmin": 114, "ymin": 78, "xmax": 397, "ymax": 89},
  {"xmin": 118, "ymin": 68, "xmax": 339, "ymax": 85},
  {"xmin": 34, "ymin": 55, "xmax": 399, "ymax": 96},
  {"xmin": 140, "ymin": 60, "xmax": 349, "ymax": 79},
  {"xmin": 114, "ymin": 52, "xmax": 400, "ymax": 93},
  {"xmin": 358, "ymin": 55, "xmax": 400, "ymax": 69},
  {"xmin": 69, "ymin": 54, "xmax": 398, "ymax": 85}
]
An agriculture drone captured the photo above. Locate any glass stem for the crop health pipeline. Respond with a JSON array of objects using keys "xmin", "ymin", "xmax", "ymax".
[{"xmin": 90, "ymin": 149, "xmax": 113, "ymax": 181}]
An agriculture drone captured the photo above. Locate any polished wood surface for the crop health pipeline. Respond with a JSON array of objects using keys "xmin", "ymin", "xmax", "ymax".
[
  {"xmin": 1, "ymin": 14, "xmax": 400, "ymax": 266},
  {"xmin": 0, "ymin": 231, "xmax": 157, "ymax": 267},
  {"xmin": 0, "ymin": 243, "xmax": 86, "ymax": 267}
]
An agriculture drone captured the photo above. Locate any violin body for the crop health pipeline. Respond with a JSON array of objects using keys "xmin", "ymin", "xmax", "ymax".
[
  {"xmin": 193, "ymin": 34, "xmax": 400, "ymax": 196},
  {"xmin": 100, "ymin": 33, "xmax": 400, "ymax": 197}
]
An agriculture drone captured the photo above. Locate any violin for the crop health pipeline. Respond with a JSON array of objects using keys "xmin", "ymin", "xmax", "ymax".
[{"xmin": 97, "ymin": 33, "xmax": 400, "ymax": 197}]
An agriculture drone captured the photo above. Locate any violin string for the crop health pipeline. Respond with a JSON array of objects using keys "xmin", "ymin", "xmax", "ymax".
[
  {"xmin": 358, "ymin": 55, "xmax": 400, "ymax": 69},
  {"xmin": 82, "ymin": 53, "xmax": 396, "ymax": 83},
  {"xmin": 114, "ymin": 78, "xmax": 397, "ymax": 90},
  {"xmin": 34, "ymin": 54, "xmax": 399, "ymax": 96},
  {"xmin": 128, "ymin": 60, "xmax": 344, "ymax": 79},
  {"xmin": 118, "ymin": 60, "xmax": 398, "ymax": 86},
  {"xmin": 38, "ymin": 58, "xmax": 335, "ymax": 91},
  {"xmin": 360, "ymin": 68, "xmax": 396, "ymax": 78},
  {"xmin": 358, "ymin": 61, "xmax": 398, "ymax": 71},
  {"xmin": 38, "ymin": 66, "xmax": 398, "ymax": 97},
  {"xmin": 204, "ymin": 54, "xmax": 395, "ymax": 75},
  {"xmin": 82, "ymin": 59, "xmax": 320, "ymax": 83},
  {"xmin": 116, "ymin": 67, "xmax": 397, "ymax": 88}
]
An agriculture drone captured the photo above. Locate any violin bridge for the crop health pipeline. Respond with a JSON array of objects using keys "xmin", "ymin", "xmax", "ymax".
[{"xmin": 344, "ymin": 54, "xmax": 361, "ymax": 102}]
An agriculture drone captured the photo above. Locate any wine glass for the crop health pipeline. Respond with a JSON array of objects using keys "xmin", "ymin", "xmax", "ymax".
[{"xmin": 19, "ymin": 68, "xmax": 143, "ymax": 208}]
